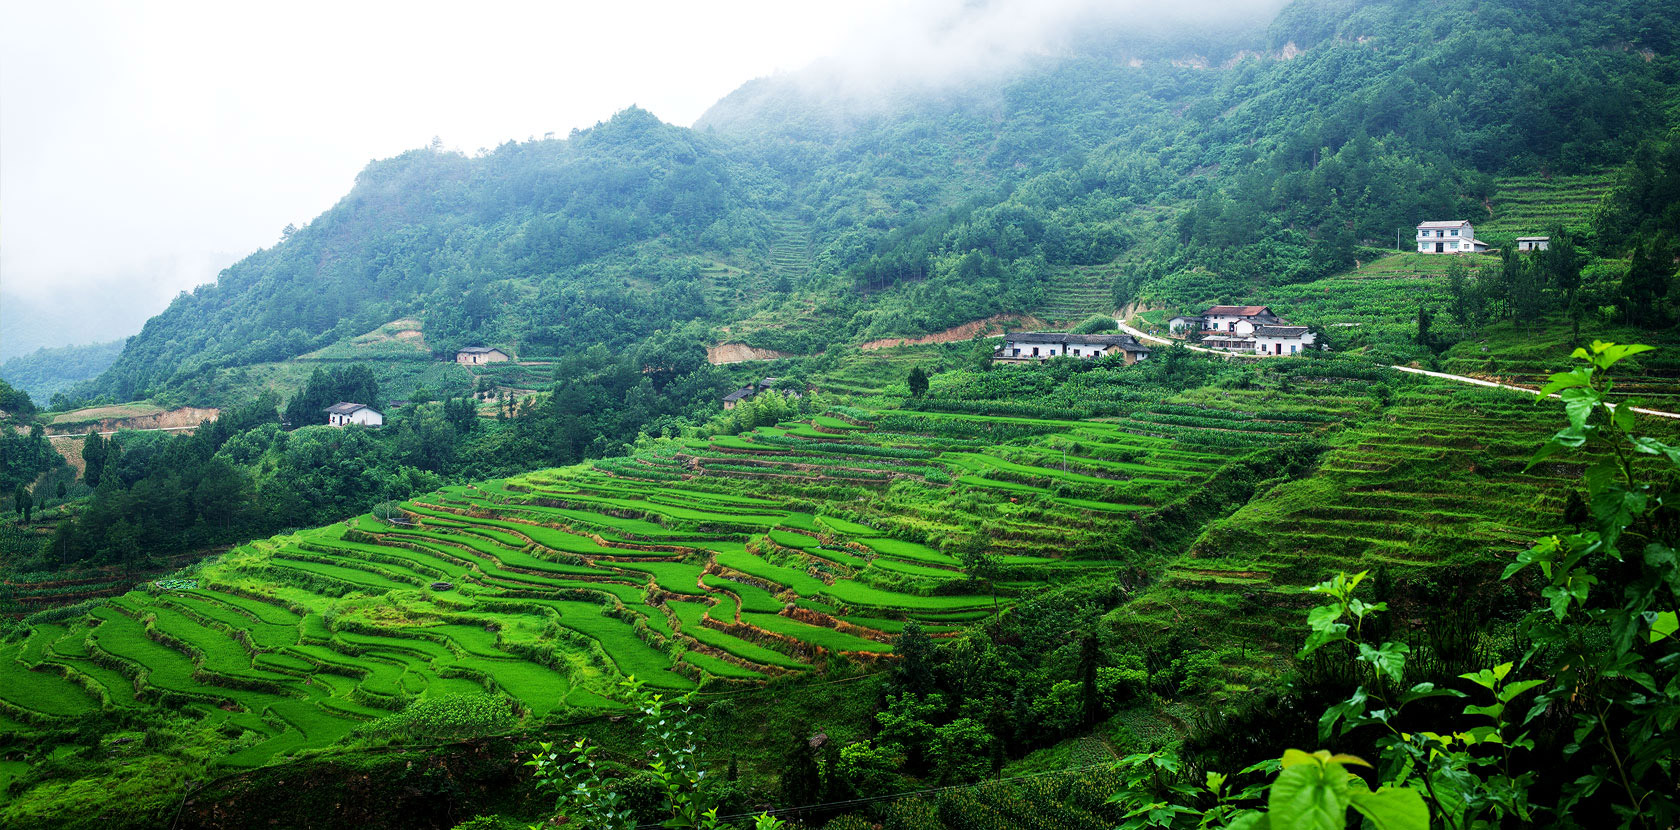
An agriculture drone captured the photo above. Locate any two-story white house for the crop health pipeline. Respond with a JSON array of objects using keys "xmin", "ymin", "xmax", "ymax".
[
  {"xmin": 994, "ymin": 333, "xmax": 1151, "ymax": 365},
  {"xmin": 1417, "ymin": 220, "xmax": 1489, "ymax": 254},
  {"xmin": 1171, "ymin": 305, "xmax": 1281, "ymax": 335}
]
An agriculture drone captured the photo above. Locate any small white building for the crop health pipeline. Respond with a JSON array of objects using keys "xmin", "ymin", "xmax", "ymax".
[
  {"xmin": 1417, "ymin": 220, "xmax": 1488, "ymax": 254},
  {"xmin": 994, "ymin": 333, "xmax": 1151, "ymax": 365},
  {"xmin": 1516, "ymin": 236, "xmax": 1550, "ymax": 252},
  {"xmin": 1253, "ymin": 325, "xmax": 1317, "ymax": 356},
  {"xmin": 455, "ymin": 346, "xmax": 512, "ymax": 365},
  {"xmin": 325, "ymin": 402, "xmax": 383, "ymax": 427}
]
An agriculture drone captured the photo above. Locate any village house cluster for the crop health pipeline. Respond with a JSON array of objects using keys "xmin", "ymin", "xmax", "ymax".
[
  {"xmin": 722, "ymin": 377, "xmax": 803, "ymax": 410},
  {"xmin": 1168, "ymin": 305, "xmax": 1318, "ymax": 356}
]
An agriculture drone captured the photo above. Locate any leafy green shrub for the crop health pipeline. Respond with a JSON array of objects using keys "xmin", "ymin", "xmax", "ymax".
[{"xmin": 366, "ymin": 693, "xmax": 518, "ymax": 740}]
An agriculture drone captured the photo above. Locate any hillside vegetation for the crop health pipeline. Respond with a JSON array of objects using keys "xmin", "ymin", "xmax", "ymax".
[{"xmin": 5, "ymin": 0, "xmax": 1680, "ymax": 827}]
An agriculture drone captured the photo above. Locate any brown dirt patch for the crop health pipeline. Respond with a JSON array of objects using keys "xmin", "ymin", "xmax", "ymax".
[
  {"xmin": 46, "ymin": 406, "xmax": 219, "ymax": 436},
  {"xmin": 707, "ymin": 343, "xmax": 797, "ymax": 365},
  {"xmin": 858, "ymin": 314, "xmax": 1048, "ymax": 351}
]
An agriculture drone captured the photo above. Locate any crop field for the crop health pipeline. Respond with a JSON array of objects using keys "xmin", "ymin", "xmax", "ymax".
[
  {"xmin": 0, "ymin": 370, "xmax": 1369, "ymax": 770},
  {"xmin": 295, "ymin": 318, "xmax": 431, "ymax": 361},
  {"xmin": 1134, "ymin": 376, "xmax": 1680, "ymax": 677},
  {"xmin": 1256, "ymin": 253, "xmax": 1499, "ymax": 341},
  {"xmin": 1439, "ymin": 320, "xmax": 1680, "ymax": 410},
  {"xmin": 1034, "ymin": 263, "xmax": 1123, "ymax": 323},
  {"xmin": 1477, "ymin": 172, "xmax": 1615, "ymax": 237}
]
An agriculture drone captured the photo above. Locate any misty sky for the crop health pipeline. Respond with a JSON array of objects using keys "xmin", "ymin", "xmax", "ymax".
[
  {"xmin": 0, "ymin": 0, "xmax": 896, "ymax": 337},
  {"xmin": 1, "ymin": 0, "xmax": 1283, "ymax": 355}
]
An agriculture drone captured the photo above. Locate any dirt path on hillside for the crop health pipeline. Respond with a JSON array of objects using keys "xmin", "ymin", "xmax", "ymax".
[
  {"xmin": 707, "ymin": 343, "xmax": 798, "ymax": 364},
  {"xmin": 45, "ymin": 406, "xmax": 219, "ymax": 436},
  {"xmin": 859, "ymin": 314, "xmax": 1048, "ymax": 351}
]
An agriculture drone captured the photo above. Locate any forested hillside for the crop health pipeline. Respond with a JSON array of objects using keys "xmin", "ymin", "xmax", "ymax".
[
  {"xmin": 68, "ymin": 0, "xmax": 1680, "ymax": 407},
  {"xmin": 0, "ymin": 340, "xmax": 123, "ymax": 406}
]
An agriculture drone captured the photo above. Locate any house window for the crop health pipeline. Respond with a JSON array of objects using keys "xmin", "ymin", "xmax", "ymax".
[
  {"xmin": 1450, "ymin": 229, "xmax": 1459, "ymax": 236},
  {"xmin": 1011, "ymin": 348, "xmax": 1020, "ymax": 356},
  {"xmin": 1071, "ymin": 348, "xmax": 1080, "ymax": 356},
  {"xmin": 1291, "ymin": 344, "xmax": 1298, "ymax": 354}
]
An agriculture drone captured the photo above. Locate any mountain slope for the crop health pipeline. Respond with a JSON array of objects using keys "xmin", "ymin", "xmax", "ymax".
[{"xmin": 70, "ymin": 0, "xmax": 1680, "ymax": 410}]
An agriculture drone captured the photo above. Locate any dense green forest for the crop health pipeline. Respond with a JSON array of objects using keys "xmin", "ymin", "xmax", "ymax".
[
  {"xmin": 6, "ymin": 0, "xmax": 1680, "ymax": 827},
  {"xmin": 0, "ymin": 340, "xmax": 123, "ymax": 407}
]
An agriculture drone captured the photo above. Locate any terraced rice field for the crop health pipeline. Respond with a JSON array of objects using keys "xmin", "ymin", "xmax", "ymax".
[
  {"xmin": 1257, "ymin": 253, "xmax": 1499, "ymax": 340},
  {"xmin": 0, "ymin": 392, "xmax": 1345, "ymax": 768},
  {"xmin": 1440, "ymin": 321, "xmax": 1680, "ymax": 411},
  {"xmin": 1143, "ymin": 377, "xmax": 1680, "ymax": 654},
  {"xmin": 1035, "ymin": 263, "xmax": 1123, "ymax": 323},
  {"xmin": 815, "ymin": 346, "xmax": 963, "ymax": 398},
  {"xmin": 1478, "ymin": 172, "xmax": 1615, "ymax": 237}
]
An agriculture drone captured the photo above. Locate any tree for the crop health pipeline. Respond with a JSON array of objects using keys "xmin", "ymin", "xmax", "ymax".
[
  {"xmin": 892, "ymin": 621, "xmax": 937, "ymax": 696},
  {"xmin": 1621, "ymin": 236, "xmax": 1674, "ymax": 327},
  {"xmin": 1414, "ymin": 304, "xmax": 1433, "ymax": 350},
  {"xmin": 81, "ymin": 431, "xmax": 106, "ymax": 487},
  {"xmin": 1443, "ymin": 259, "xmax": 1484, "ymax": 328},
  {"xmin": 955, "ymin": 537, "xmax": 1002, "ymax": 625},
  {"xmin": 907, "ymin": 366, "xmax": 929, "ymax": 398},
  {"xmin": 13, "ymin": 484, "xmax": 32, "ymax": 524}
]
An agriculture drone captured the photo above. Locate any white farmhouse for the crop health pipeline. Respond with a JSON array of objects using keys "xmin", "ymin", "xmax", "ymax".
[
  {"xmin": 1416, "ymin": 220, "xmax": 1488, "ymax": 254},
  {"xmin": 1199, "ymin": 305, "xmax": 1281, "ymax": 334},
  {"xmin": 994, "ymin": 333, "xmax": 1151, "ymax": 365},
  {"xmin": 325, "ymin": 402, "xmax": 384, "ymax": 427},
  {"xmin": 1253, "ymin": 325, "xmax": 1317, "ymax": 356},
  {"xmin": 455, "ymin": 346, "xmax": 512, "ymax": 365},
  {"xmin": 1516, "ymin": 236, "xmax": 1550, "ymax": 252}
]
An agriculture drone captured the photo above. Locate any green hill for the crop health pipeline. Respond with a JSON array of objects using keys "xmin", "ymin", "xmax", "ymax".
[{"xmin": 63, "ymin": 0, "xmax": 1679, "ymax": 409}]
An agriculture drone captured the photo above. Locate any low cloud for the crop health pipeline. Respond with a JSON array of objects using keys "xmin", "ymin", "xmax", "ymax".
[{"xmin": 769, "ymin": 0, "xmax": 1290, "ymax": 105}]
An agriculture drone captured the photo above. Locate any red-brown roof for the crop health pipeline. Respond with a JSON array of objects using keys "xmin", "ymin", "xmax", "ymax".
[{"xmin": 1204, "ymin": 305, "xmax": 1274, "ymax": 317}]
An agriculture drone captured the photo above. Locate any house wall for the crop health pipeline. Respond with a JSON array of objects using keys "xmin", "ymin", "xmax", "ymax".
[
  {"xmin": 997, "ymin": 341, "xmax": 1145, "ymax": 362},
  {"xmin": 347, "ymin": 409, "xmax": 384, "ymax": 427},
  {"xmin": 456, "ymin": 350, "xmax": 510, "ymax": 365},
  {"xmin": 1517, "ymin": 240, "xmax": 1550, "ymax": 251},
  {"xmin": 1204, "ymin": 315, "xmax": 1270, "ymax": 333},
  {"xmin": 1001, "ymin": 341, "xmax": 1063, "ymax": 358},
  {"xmin": 1253, "ymin": 333, "xmax": 1315, "ymax": 356}
]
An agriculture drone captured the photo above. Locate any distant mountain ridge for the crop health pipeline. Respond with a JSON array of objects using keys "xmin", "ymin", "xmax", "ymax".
[{"xmin": 0, "ymin": 340, "xmax": 125, "ymax": 405}]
